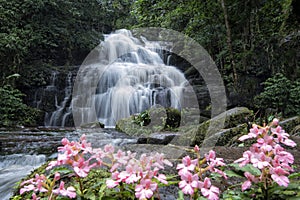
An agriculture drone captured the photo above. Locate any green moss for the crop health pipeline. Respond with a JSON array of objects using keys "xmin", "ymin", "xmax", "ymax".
[
  {"xmin": 171, "ymin": 107, "xmax": 253, "ymax": 147},
  {"xmin": 116, "ymin": 107, "xmax": 181, "ymax": 136}
]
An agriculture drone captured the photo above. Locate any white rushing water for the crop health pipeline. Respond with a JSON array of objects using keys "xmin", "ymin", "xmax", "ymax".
[
  {"xmin": 0, "ymin": 154, "xmax": 46, "ymax": 200},
  {"xmin": 73, "ymin": 29, "xmax": 188, "ymax": 127}
]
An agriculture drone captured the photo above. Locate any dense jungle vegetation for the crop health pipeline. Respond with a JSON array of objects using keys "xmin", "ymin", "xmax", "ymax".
[{"xmin": 0, "ymin": 0, "xmax": 299, "ymax": 126}]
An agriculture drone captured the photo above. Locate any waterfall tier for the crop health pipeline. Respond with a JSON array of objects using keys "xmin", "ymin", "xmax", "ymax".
[{"xmin": 73, "ymin": 29, "xmax": 191, "ymax": 127}]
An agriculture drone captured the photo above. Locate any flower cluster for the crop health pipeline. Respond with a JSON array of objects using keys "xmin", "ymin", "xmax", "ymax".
[
  {"xmin": 234, "ymin": 118, "xmax": 297, "ymax": 191},
  {"xmin": 20, "ymin": 172, "xmax": 76, "ymax": 199},
  {"xmin": 21, "ymin": 134, "xmax": 172, "ymax": 200},
  {"xmin": 19, "ymin": 118, "xmax": 297, "ymax": 200},
  {"xmin": 46, "ymin": 134, "xmax": 97, "ymax": 177},
  {"xmin": 177, "ymin": 145, "xmax": 227, "ymax": 200},
  {"xmin": 104, "ymin": 145, "xmax": 173, "ymax": 200}
]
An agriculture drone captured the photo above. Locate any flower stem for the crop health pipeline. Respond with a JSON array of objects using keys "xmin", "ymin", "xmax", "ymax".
[{"xmin": 77, "ymin": 176, "xmax": 84, "ymax": 195}]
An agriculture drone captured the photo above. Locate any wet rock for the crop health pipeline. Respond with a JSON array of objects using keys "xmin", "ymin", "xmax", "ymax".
[
  {"xmin": 291, "ymin": 125, "xmax": 300, "ymax": 136},
  {"xmin": 171, "ymin": 107, "xmax": 253, "ymax": 147},
  {"xmin": 279, "ymin": 116, "xmax": 300, "ymax": 133},
  {"xmin": 137, "ymin": 132, "xmax": 181, "ymax": 145},
  {"xmin": 80, "ymin": 121, "xmax": 104, "ymax": 129},
  {"xmin": 202, "ymin": 123, "xmax": 248, "ymax": 147}
]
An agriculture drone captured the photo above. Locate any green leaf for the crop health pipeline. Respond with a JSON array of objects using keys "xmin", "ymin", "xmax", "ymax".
[
  {"xmin": 224, "ymin": 170, "xmax": 244, "ymax": 178},
  {"xmin": 98, "ymin": 183, "xmax": 107, "ymax": 200},
  {"xmin": 289, "ymin": 172, "xmax": 300, "ymax": 179},
  {"xmin": 51, "ymin": 166, "xmax": 73, "ymax": 174},
  {"xmin": 229, "ymin": 163, "xmax": 261, "ymax": 176},
  {"xmin": 177, "ymin": 190, "xmax": 184, "ymax": 200}
]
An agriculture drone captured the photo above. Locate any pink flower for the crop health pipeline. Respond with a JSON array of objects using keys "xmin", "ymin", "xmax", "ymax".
[
  {"xmin": 274, "ymin": 150, "xmax": 294, "ymax": 165},
  {"xmin": 106, "ymin": 179, "xmax": 119, "ymax": 188},
  {"xmin": 271, "ymin": 174, "xmax": 289, "ymax": 187},
  {"xmin": 199, "ymin": 177, "xmax": 220, "ymax": 200},
  {"xmin": 73, "ymin": 157, "xmax": 97, "ymax": 177},
  {"xmin": 271, "ymin": 126, "xmax": 296, "ymax": 147},
  {"xmin": 239, "ymin": 125, "xmax": 262, "ymax": 141},
  {"xmin": 53, "ymin": 181, "xmax": 76, "ymax": 198},
  {"xmin": 272, "ymin": 118, "xmax": 279, "ymax": 126},
  {"xmin": 234, "ymin": 150, "xmax": 252, "ymax": 167},
  {"xmin": 282, "ymin": 138, "xmax": 297, "ymax": 147},
  {"xmin": 178, "ymin": 171, "xmax": 200, "ymax": 195},
  {"xmin": 205, "ymin": 150, "xmax": 226, "ymax": 178},
  {"xmin": 236, "ymin": 120, "xmax": 296, "ymax": 191},
  {"xmin": 251, "ymin": 152, "xmax": 270, "ymax": 169},
  {"xmin": 205, "ymin": 150, "xmax": 225, "ymax": 168},
  {"xmin": 135, "ymin": 179, "xmax": 157, "ymax": 200},
  {"xmin": 20, "ymin": 184, "xmax": 36, "ymax": 194},
  {"xmin": 270, "ymin": 166, "xmax": 290, "ymax": 187},
  {"xmin": 241, "ymin": 172, "xmax": 258, "ymax": 191},
  {"xmin": 61, "ymin": 137, "xmax": 69, "ymax": 146},
  {"xmin": 54, "ymin": 172, "xmax": 60, "ymax": 181},
  {"xmin": 104, "ymin": 144, "xmax": 115, "ymax": 153},
  {"xmin": 155, "ymin": 174, "xmax": 168, "ymax": 185},
  {"xmin": 177, "ymin": 156, "xmax": 198, "ymax": 175},
  {"xmin": 32, "ymin": 193, "xmax": 40, "ymax": 200}
]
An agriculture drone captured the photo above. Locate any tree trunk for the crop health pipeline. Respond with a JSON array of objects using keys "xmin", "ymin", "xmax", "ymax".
[{"xmin": 220, "ymin": 0, "xmax": 238, "ymax": 87}]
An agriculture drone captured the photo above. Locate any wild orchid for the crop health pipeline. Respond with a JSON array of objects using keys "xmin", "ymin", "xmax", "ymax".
[
  {"xmin": 105, "ymin": 150, "xmax": 172, "ymax": 200},
  {"xmin": 234, "ymin": 118, "xmax": 296, "ymax": 197},
  {"xmin": 177, "ymin": 145, "xmax": 227, "ymax": 200},
  {"xmin": 19, "ymin": 172, "xmax": 76, "ymax": 200}
]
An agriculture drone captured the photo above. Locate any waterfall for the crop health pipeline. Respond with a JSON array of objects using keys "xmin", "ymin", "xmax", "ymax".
[
  {"xmin": 44, "ymin": 71, "xmax": 73, "ymax": 127},
  {"xmin": 73, "ymin": 29, "xmax": 189, "ymax": 127}
]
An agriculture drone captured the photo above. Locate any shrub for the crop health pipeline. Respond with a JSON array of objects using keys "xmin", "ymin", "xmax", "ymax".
[
  {"xmin": 254, "ymin": 73, "xmax": 300, "ymax": 117},
  {"xmin": 0, "ymin": 85, "xmax": 40, "ymax": 127}
]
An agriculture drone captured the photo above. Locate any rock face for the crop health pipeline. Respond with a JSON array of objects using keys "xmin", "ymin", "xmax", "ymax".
[
  {"xmin": 116, "ymin": 106, "xmax": 253, "ymax": 147},
  {"xmin": 171, "ymin": 107, "xmax": 253, "ymax": 147}
]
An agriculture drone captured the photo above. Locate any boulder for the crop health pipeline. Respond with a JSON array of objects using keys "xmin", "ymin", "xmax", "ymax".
[
  {"xmin": 202, "ymin": 124, "xmax": 248, "ymax": 147},
  {"xmin": 137, "ymin": 132, "xmax": 181, "ymax": 145},
  {"xmin": 171, "ymin": 107, "xmax": 253, "ymax": 147},
  {"xmin": 116, "ymin": 107, "xmax": 182, "ymax": 136},
  {"xmin": 80, "ymin": 121, "xmax": 105, "ymax": 129}
]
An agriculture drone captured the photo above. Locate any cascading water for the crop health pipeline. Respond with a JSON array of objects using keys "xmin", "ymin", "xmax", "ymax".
[
  {"xmin": 0, "ymin": 154, "xmax": 46, "ymax": 199},
  {"xmin": 73, "ymin": 29, "xmax": 188, "ymax": 127},
  {"xmin": 44, "ymin": 71, "xmax": 73, "ymax": 127}
]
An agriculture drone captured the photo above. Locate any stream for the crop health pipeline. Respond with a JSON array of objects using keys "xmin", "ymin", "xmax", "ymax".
[{"xmin": 0, "ymin": 128, "xmax": 137, "ymax": 199}]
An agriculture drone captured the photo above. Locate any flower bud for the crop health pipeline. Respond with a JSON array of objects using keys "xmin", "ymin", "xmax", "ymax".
[{"xmin": 272, "ymin": 118, "xmax": 279, "ymax": 126}]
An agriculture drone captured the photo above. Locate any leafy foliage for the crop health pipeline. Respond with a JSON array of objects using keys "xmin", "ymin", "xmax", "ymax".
[
  {"xmin": 254, "ymin": 73, "xmax": 300, "ymax": 117},
  {"xmin": 0, "ymin": 85, "xmax": 40, "ymax": 127},
  {"xmin": 131, "ymin": 0, "xmax": 300, "ymax": 113}
]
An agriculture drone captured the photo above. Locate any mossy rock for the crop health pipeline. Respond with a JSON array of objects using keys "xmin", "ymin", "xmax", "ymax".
[
  {"xmin": 116, "ymin": 107, "xmax": 181, "ymax": 136},
  {"xmin": 279, "ymin": 116, "xmax": 300, "ymax": 134},
  {"xmin": 171, "ymin": 107, "xmax": 253, "ymax": 147},
  {"xmin": 203, "ymin": 123, "xmax": 248, "ymax": 147},
  {"xmin": 115, "ymin": 116, "xmax": 153, "ymax": 136}
]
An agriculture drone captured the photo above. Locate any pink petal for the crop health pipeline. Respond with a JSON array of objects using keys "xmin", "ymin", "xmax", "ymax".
[
  {"xmin": 282, "ymin": 139, "xmax": 296, "ymax": 147},
  {"xmin": 106, "ymin": 179, "xmax": 119, "ymax": 188},
  {"xmin": 271, "ymin": 174, "xmax": 289, "ymax": 187},
  {"xmin": 66, "ymin": 186, "xmax": 77, "ymax": 198},
  {"xmin": 182, "ymin": 184, "xmax": 194, "ymax": 195},
  {"xmin": 242, "ymin": 180, "xmax": 252, "ymax": 191}
]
